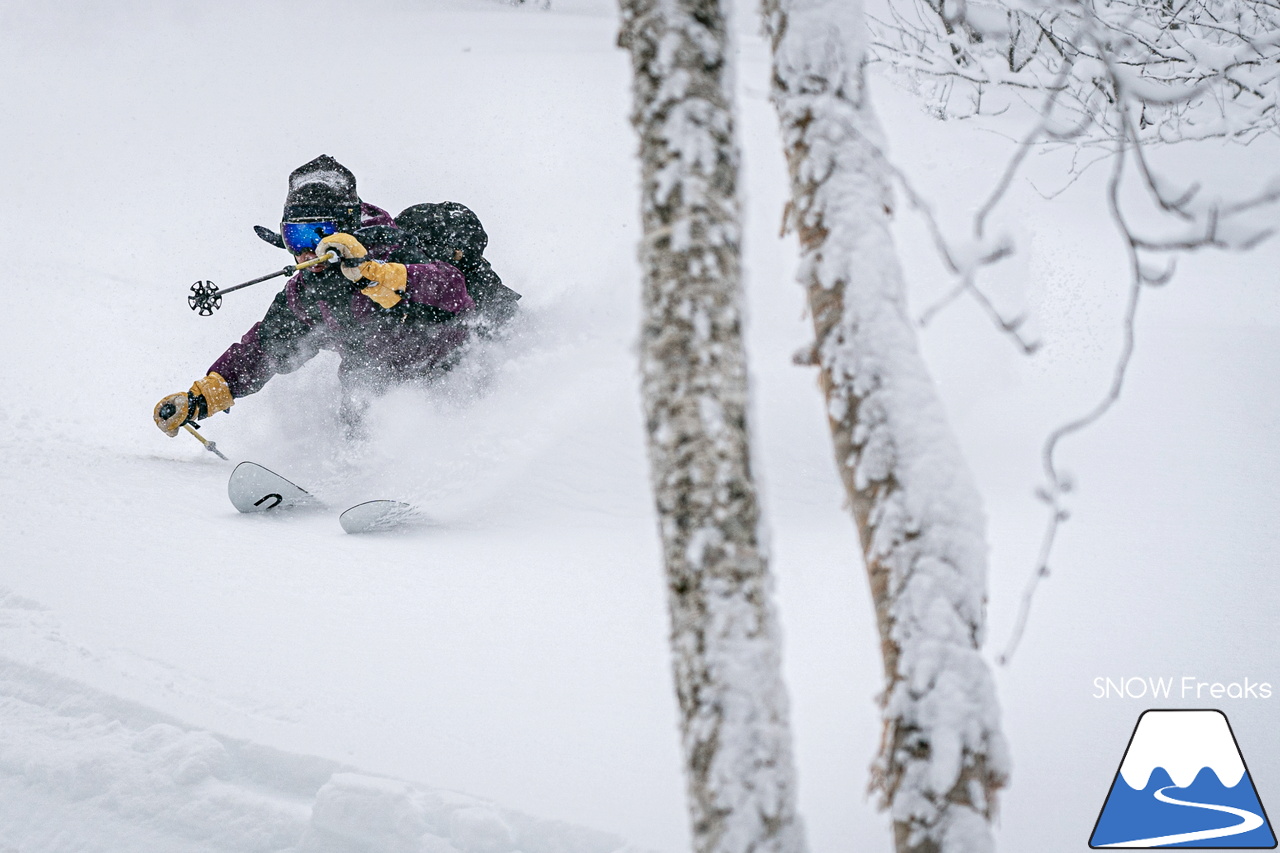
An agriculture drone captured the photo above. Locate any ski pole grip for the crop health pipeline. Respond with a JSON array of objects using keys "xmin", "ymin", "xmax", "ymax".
[
  {"xmin": 291, "ymin": 251, "xmax": 339, "ymax": 272},
  {"xmin": 158, "ymin": 402, "xmax": 177, "ymax": 421}
]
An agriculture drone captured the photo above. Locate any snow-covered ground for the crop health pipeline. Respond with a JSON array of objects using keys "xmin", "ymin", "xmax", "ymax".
[{"xmin": 2, "ymin": 1, "xmax": 1278, "ymax": 851}]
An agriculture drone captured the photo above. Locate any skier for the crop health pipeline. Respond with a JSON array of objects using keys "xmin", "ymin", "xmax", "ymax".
[{"xmin": 153, "ymin": 155, "xmax": 500, "ymax": 439}]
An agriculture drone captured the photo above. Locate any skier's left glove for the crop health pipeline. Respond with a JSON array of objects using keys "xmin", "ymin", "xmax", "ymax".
[
  {"xmin": 152, "ymin": 373, "xmax": 234, "ymax": 437},
  {"xmin": 353, "ymin": 261, "xmax": 408, "ymax": 309}
]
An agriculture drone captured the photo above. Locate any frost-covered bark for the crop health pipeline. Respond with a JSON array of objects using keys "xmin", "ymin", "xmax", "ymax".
[
  {"xmin": 617, "ymin": 2, "xmax": 807, "ymax": 853},
  {"xmin": 761, "ymin": 0, "xmax": 1010, "ymax": 851}
]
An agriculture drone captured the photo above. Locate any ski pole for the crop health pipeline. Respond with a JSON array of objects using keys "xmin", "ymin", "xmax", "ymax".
[
  {"xmin": 188, "ymin": 251, "xmax": 338, "ymax": 315},
  {"xmin": 181, "ymin": 422, "xmax": 228, "ymax": 460}
]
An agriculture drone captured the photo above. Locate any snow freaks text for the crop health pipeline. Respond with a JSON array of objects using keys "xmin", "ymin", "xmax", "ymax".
[{"xmin": 1093, "ymin": 677, "xmax": 1274, "ymax": 700}]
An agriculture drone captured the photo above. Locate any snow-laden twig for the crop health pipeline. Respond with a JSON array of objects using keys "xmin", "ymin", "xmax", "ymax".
[
  {"xmin": 870, "ymin": 0, "xmax": 1280, "ymax": 147},
  {"xmin": 1000, "ymin": 93, "xmax": 1280, "ymax": 661},
  {"xmin": 879, "ymin": 146, "xmax": 1039, "ymax": 353},
  {"xmin": 1001, "ymin": 136, "xmax": 1142, "ymax": 664}
]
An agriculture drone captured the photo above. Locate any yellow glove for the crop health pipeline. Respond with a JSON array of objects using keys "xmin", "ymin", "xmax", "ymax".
[
  {"xmin": 316, "ymin": 232, "xmax": 369, "ymax": 284},
  {"xmin": 153, "ymin": 393, "xmax": 194, "ymax": 437},
  {"xmin": 316, "ymin": 233, "xmax": 367, "ymax": 272},
  {"xmin": 315, "ymin": 232, "xmax": 406, "ymax": 308},
  {"xmin": 153, "ymin": 373, "xmax": 234, "ymax": 436},
  {"xmin": 356, "ymin": 261, "xmax": 408, "ymax": 308}
]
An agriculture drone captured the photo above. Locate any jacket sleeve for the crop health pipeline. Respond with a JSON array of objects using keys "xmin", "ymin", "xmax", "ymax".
[
  {"xmin": 208, "ymin": 286, "xmax": 320, "ymax": 399},
  {"xmin": 403, "ymin": 262, "xmax": 475, "ymax": 315}
]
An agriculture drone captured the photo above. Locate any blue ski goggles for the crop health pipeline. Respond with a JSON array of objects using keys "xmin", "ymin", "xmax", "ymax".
[{"xmin": 281, "ymin": 219, "xmax": 339, "ymax": 254}]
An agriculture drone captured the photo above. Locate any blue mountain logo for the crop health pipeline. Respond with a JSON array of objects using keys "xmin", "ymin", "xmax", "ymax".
[{"xmin": 1090, "ymin": 709, "xmax": 1276, "ymax": 848}]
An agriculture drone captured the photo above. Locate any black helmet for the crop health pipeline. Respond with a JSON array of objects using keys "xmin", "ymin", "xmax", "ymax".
[{"xmin": 283, "ymin": 155, "xmax": 361, "ymax": 231}]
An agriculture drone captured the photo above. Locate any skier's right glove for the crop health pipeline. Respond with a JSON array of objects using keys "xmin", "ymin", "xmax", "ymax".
[
  {"xmin": 316, "ymin": 233, "xmax": 367, "ymax": 267},
  {"xmin": 153, "ymin": 373, "xmax": 234, "ymax": 436}
]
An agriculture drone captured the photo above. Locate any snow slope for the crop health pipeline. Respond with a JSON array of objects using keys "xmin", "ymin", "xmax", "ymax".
[
  {"xmin": 0, "ymin": 655, "xmax": 627, "ymax": 853},
  {"xmin": 2, "ymin": 1, "xmax": 1278, "ymax": 851}
]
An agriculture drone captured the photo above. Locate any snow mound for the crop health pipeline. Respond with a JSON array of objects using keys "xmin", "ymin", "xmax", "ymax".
[{"xmin": 0, "ymin": 657, "xmax": 633, "ymax": 853}]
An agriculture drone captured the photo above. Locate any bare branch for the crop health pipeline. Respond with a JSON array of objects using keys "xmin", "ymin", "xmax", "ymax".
[{"xmin": 867, "ymin": 0, "xmax": 1280, "ymax": 661}]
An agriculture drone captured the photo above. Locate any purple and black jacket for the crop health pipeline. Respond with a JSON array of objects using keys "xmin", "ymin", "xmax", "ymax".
[{"xmin": 209, "ymin": 203, "xmax": 476, "ymax": 400}]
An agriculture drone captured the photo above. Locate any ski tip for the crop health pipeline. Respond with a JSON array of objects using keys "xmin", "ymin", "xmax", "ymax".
[
  {"xmin": 339, "ymin": 500, "xmax": 415, "ymax": 534},
  {"xmin": 228, "ymin": 461, "xmax": 318, "ymax": 514}
]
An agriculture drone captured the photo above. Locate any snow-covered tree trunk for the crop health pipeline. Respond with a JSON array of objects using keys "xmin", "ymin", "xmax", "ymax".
[
  {"xmin": 617, "ymin": 2, "xmax": 807, "ymax": 853},
  {"xmin": 761, "ymin": 1, "xmax": 1010, "ymax": 851}
]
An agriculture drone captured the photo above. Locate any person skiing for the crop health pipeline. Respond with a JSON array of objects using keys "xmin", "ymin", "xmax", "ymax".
[{"xmin": 154, "ymin": 155, "xmax": 506, "ymax": 439}]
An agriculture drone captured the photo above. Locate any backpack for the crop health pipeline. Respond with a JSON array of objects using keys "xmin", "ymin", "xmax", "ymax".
[{"xmin": 395, "ymin": 202, "xmax": 522, "ymax": 328}]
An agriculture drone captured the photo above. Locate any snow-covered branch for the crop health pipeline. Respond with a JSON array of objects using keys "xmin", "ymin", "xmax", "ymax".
[{"xmin": 871, "ymin": 0, "xmax": 1280, "ymax": 144}]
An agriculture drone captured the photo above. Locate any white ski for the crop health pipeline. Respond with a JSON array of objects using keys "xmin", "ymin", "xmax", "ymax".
[
  {"xmin": 227, "ymin": 462, "xmax": 321, "ymax": 513},
  {"xmin": 339, "ymin": 500, "xmax": 415, "ymax": 534},
  {"xmin": 228, "ymin": 463, "xmax": 412, "ymax": 531}
]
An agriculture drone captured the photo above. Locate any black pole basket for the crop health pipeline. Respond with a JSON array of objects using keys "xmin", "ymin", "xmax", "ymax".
[{"xmin": 188, "ymin": 281, "xmax": 222, "ymax": 316}]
